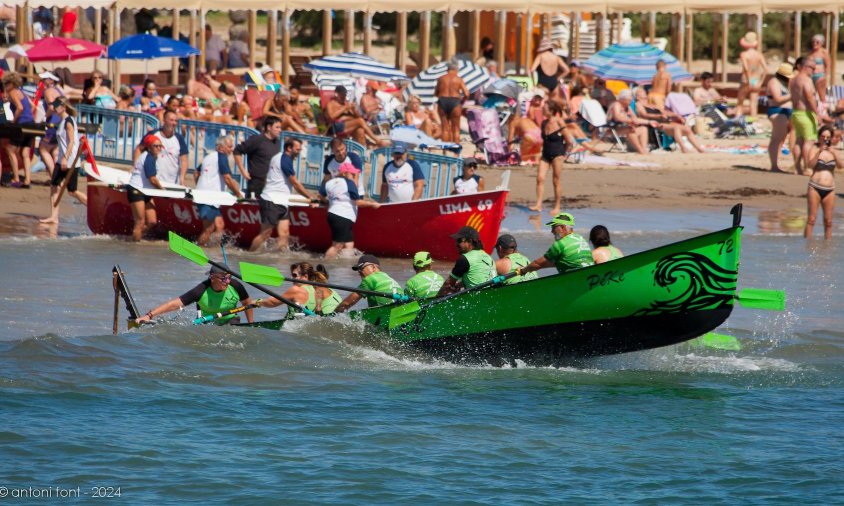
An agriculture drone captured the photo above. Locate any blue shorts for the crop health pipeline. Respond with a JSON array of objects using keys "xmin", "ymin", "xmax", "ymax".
[{"xmin": 197, "ymin": 204, "xmax": 222, "ymax": 221}]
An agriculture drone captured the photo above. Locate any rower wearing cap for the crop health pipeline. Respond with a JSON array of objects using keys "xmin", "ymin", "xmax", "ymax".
[
  {"xmin": 136, "ymin": 265, "xmax": 256, "ymax": 325},
  {"xmin": 493, "ymin": 234, "xmax": 538, "ymax": 285},
  {"xmin": 437, "ymin": 226, "xmax": 495, "ymax": 296},
  {"xmin": 452, "ymin": 158, "xmax": 485, "ymax": 195},
  {"xmin": 319, "ymin": 161, "xmax": 381, "ymax": 259},
  {"xmin": 334, "ymin": 255, "xmax": 404, "ymax": 312},
  {"xmin": 380, "ymin": 143, "xmax": 425, "ymax": 203},
  {"xmin": 516, "ymin": 212, "xmax": 594, "ymax": 277},
  {"xmin": 404, "ymin": 251, "xmax": 445, "ymax": 299}
]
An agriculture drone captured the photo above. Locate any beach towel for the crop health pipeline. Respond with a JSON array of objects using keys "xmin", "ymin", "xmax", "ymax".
[
  {"xmin": 580, "ymin": 154, "xmax": 659, "ymax": 167},
  {"xmin": 702, "ymin": 144, "xmax": 767, "ymax": 155}
]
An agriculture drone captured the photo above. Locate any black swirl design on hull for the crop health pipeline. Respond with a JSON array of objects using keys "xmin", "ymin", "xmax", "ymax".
[{"xmin": 634, "ymin": 252, "xmax": 737, "ymax": 316}]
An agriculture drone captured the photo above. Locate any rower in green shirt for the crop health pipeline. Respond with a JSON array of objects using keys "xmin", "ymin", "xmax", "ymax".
[
  {"xmin": 493, "ymin": 234, "xmax": 538, "ymax": 284},
  {"xmin": 516, "ymin": 212, "xmax": 595, "ymax": 277},
  {"xmin": 404, "ymin": 251, "xmax": 445, "ymax": 299},
  {"xmin": 437, "ymin": 225, "xmax": 495, "ymax": 296},
  {"xmin": 335, "ymin": 254, "xmax": 404, "ymax": 312}
]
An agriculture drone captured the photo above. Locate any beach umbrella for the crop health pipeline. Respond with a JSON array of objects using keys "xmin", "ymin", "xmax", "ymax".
[
  {"xmin": 21, "ymin": 36, "xmax": 105, "ymax": 62},
  {"xmin": 304, "ymin": 52, "xmax": 408, "ymax": 82},
  {"xmin": 582, "ymin": 42, "xmax": 692, "ymax": 85},
  {"xmin": 482, "ymin": 79, "xmax": 521, "ymax": 101},
  {"xmin": 405, "ymin": 60, "xmax": 490, "ymax": 106},
  {"xmin": 311, "ymin": 73, "xmax": 356, "ymax": 91},
  {"xmin": 107, "ymin": 33, "xmax": 200, "ymax": 60}
]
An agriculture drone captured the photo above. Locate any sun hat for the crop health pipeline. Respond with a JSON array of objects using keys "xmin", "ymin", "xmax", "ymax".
[
  {"xmin": 546, "ymin": 212, "xmax": 575, "ymax": 227},
  {"xmin": 536, "ymin": 38, "xmax": 554, "ymax": 53},
  {"xmin": 38, "ymin": 71, "xmax": 59, "ymax": 82},
  {"xmin": 494, "ymin": 234, "xmax": 517, "ymax": 249},
  {"xmin": 739, "ymin": 32, "xmax": 758, "ymax": 49},
  {"xmin": 259, "ymin": 64, "xmax": 275, "ymax": 75},
  {"xmin": 450, "ymin": 226, "xmax": 480, "ymax": 241},
  {"xmin": 412, "ymin": 251, "xmax": 433, "ymax": 268},
  {"xmin": 338, "ymin": 161, "xmax": 360, "ymax": 174},
  {"xmin": 352, "ymin": 254, "xmax": 380, "ymax": 271},
  {"xmin": 775, "ymin": 63, "xmax": 794, "ymax": 79},
  {"xmin": 533, "ymin": 88, "xmax": 546, "ymax": 99}
]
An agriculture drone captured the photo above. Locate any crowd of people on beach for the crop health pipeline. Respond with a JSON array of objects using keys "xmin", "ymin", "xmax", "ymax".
[
  {"xmin": 0, "ymin": 23, "xmax": 839, "ymax": 241},
  {"xmin": 135, "ymin": 212, "xmax": 624, "ymax": 324}
]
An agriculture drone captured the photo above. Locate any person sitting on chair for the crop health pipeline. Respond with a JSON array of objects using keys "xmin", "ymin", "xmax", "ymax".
[{"xmin": 324, "ymin": 85, "xmax": 383, "ymax": 146}]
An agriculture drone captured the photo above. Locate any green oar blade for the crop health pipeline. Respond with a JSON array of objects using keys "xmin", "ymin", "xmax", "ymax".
[
  {"xmin": 168, "ymin": 231, "xmax": 209, "ymax": 266},
  {"xmin": 737, "ymin": 288, "xmax": 786, "ymax": 311},
  {"xmin": 239, "ymin": 262, "xmax": 285, "ymax": 286},
  {"xmin": 389, "ymin": 301, "xmax": 421, "ymax": 330},
  {"xmin": 691, "ymin": 332, "xmax": 742, "ymax": 351}
]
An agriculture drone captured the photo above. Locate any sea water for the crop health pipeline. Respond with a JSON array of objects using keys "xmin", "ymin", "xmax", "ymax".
[{"xmin": 0, "ymin": 206, "xmax": 842, "ymax": 504}]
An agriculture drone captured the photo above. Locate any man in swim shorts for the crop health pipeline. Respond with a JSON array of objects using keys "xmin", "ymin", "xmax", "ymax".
[
  {"xmin": 790, "ymin": 57, "xmax": 830, "ymax": 175},
  {"xmin": 435, "ymin": 62, "xmax": 470, "ymax": 144}
]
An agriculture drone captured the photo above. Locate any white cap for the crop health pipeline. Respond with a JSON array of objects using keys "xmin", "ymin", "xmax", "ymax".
[
  {"xmin": 259, "ymin": 64, "xmax": 274, "ymax": 75},
  {"xmin": 39, "ymin": 71, "xmax": 60, "ymax": 82}
]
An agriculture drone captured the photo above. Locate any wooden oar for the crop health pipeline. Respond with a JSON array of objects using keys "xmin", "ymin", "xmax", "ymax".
[
  {"xmin": 735, "ymin": 288, "xmax": 785, "ymax": 311},
  {"xmin": 388, "ymin": 272, "xmax": 518, "ymax": 329},
  {"xmin": 193, "ymin": 301, "xmax": 260, "ymax": 325},
  {"xmin": 238, "ymin": 261, "xmax": 415, "ymax": 303},
  {"xmin": 168, "ymin": 232, "xmax": 315, "ymax": 316}
]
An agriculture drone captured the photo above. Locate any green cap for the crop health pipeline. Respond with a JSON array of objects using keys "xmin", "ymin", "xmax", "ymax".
[
  {"xmin": 545, "ymin": 212, "xmax": 575, "ymax": 227},
  {"xmin": 413, "ymin": 251, "xmax": 433, "ymax": 268}
]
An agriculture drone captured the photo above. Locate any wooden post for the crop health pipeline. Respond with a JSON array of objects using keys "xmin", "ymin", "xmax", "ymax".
[
  {"xmin": 496, "ymin": 11, "xmax": 506, "ymax": 72},
  {"xmin": 711, "ymin": 13, "xmax": 718, "ymax": 75},
  {"xmin": 824, "ymin": 13, "xmax": 831, "ymax": 50},
  {"xmin": 542, "ymin": 14, "xmax": 551, "ymax": 41},
  {"xmin": 396, "ymin": 12, "xmax": 408, "ymax": 73},
  {"xmin": 199, "ymin": 10, "xmax": 206, "ymax": 70},
  {"xmin": 794, "ymin": 12, "xmax": 802, "ymax": 57},
  {"xmin": 470, "ymin": 12, "xmax": 480, "ymax": 61},
  {"xmin": 677, "ymin": 13, "xmax": 685, "ymax": 65},
  {"xmin": 721, "ymin": 12, "xmax": 728, "ymax": 82},
  {"xmin": 573, "ymin": 12, "xmax": 581, "ymax": 60},
  {"xmin": 686, "ymin": 13, "xmax": 693, "ymax": 69},
  {"xmin": 525, "ymin": 12, "xmax": 534, "ymax": 65},
  {"xmin": 248, "ymin": 10, "xmax": 257, "ymax": 67},
  {"xmin": 112, "ymin": 5, "xmax": 120, "ymax": 88},
  {"xmin": 171, "ymin": 9, "xmax": 180, "ymax": 85},
  {"xmin": 344, "ymin": 10, "xmax": 354, "ymax": 53},
  {"xmin": 282, "ymin": 10, "xmax": 291, "ymax": 85},
  {"xmin": 648, "ymin": 12, "xmax": 656, "ymax": 45},
  {"xmin": 442, "ymin": 10, "xmax": 452, "ymax": 61},
  {"xmin": 596, "ymin": 13, "xmax": 604, "ymax": 51},
  {"xmin": 784, "ymin": 13, "xmax": 791, "ymax": 60},
  {"xmin": 322, "ymin": 10, "xmax": 331, "ymax": 56},
  {"xmin": 756, "ymin": 14, "xmax": 763, "ymax": 53},
  {"xmin": 188, "ymin": 10, "xmax": 197, "ymax": 79},
  {"xmin": 420, "ymin": 11, "xmax": 431, "ymax": 69},
  {"xmin": 640, "ymin": 15, "xmax": 646, "ymax": 43},
  {"xmin": 267, "ymin": 10, "xmax": 277, "ymax": 69},
  {"xmin": 609, "ymin": 11, "xmax": 615, "ymax": 45},
  {"xmin": 94, "ymin": 8, "xmax": 102, "ymax": 72},
  {"xmin": 363, "ymin": 11, "xmax": 373, "ymax": 55},
  {"xmin": 516, "ymin": 14, "xmax": 523, "ymax": 73},
  {"xmin": 832, "ymin": 11, "xmax": 840, "ymax": 86},
  {"xmin": 616, "ymin": 13, "xmax": 622, "ymax": 45}
]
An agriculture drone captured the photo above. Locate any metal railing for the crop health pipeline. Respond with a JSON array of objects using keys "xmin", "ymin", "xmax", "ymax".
[
  {"xmin": 278, "ymin": 131, "xmax": 365, "ymax": 189},
  {"xmin": 177, "ymin": 119, "xmax": 259, "ymax": 182},
  {"xmin": 367, "ymin": 148, "xmax": 463, "ymax": 200},
  {"xmin": 76, "ymin": 105, "xmax": 159, "ymax": 165}
]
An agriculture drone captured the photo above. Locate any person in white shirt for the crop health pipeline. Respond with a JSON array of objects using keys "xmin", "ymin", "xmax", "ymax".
[
  {"xmin": 379, "ymin": 143, "xmax": 425, "ymax": 203},
  {"xmin": 249, "ymin": 139, "xmax": 314, "ymax": 252},
  {"xmin": 452, "ymin": 158, "xmax": 485, "ymax": 195},
  {"xmin": 132, "ymin": 109, "xmax": 188, "ymax": 185},
  {"xmin": 194, "ymin": 135, "xmax": 244, "ymax": 246},
  {"xmin": 127, "ymin": 134, "xmax": 167, "ymax": 241},
  {"xmin": 319, "ymin": 162, "xmax": 381, "ymax": 259}
]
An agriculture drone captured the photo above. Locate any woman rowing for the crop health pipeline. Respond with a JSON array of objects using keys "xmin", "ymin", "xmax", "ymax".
[
  {"xmin": 135, "ymin": 266, "xmax": 256, "ymax": 325},
  {"xmin": 255, "ymin": 262, "xmax": 318, "ymax": 317},
  {"xmin": 310, "ymin": 264, "xmax": 343, "ymax": 315},
  {"xmin": 589, "ymin": 225, "xmax": 624, "ymax": 264}
]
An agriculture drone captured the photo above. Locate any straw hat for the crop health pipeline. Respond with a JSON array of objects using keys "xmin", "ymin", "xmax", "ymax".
[
  {"xmin": 740, "ymin": 32, "xmax": 758, "ymax": 49},
  {"xmin": 536, "ymin": 38, "xmax": 554, "ymax": 53},
  {"xmin": 775, "ymin": 62, "xmax": 794, "ymax": 79}
]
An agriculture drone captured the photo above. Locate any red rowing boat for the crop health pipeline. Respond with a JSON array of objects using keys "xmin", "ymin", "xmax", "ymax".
[{"xmin": 86, "ymin": 176, "xmax": 508, "ymax": 261}]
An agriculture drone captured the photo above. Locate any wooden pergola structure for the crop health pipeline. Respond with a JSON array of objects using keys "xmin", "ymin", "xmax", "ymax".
[{"xmin": 8, "ymin": 0, "xmax": 842, "ymax": 88}]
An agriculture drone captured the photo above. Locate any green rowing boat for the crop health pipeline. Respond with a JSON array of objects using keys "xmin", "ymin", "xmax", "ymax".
[{"xmin": 235, "ymin": 205, "xmax": 783, "ymax": 363}]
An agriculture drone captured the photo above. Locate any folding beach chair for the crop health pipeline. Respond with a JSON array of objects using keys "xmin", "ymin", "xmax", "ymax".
[
  {"xmin": 701, "ymin": 104, "xmax": 751, "ymax": 138},
  {"xmin": 466, "ymin": 107, "xmax": 519, "ymax": 166},
  {"xmin": 665, "ymin": 92, "xmax": 698, "ymax": 127},
  {"xmin": 580, "ymin": 98, "xmax": 626, "ymax": 152}
]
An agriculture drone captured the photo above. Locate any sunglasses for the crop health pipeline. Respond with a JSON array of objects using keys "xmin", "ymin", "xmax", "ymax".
[{"xmin": 211, "ymin": 274, "xmax": 232, "ymax": 282}]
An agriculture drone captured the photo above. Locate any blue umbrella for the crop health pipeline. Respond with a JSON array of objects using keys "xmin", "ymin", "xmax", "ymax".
[
  {"xmin": 107, "ymin": 33, "xmax": 200, "ymax": 60},
  {"xmin": 583, "ymin": 43, "xmax": 692, "ymax": 85},
  {"xmin": 405, "ymin": 60, "xmax": 489, "ymax": 106},
  {"xmin": 304, "ymin": 52, "xmax": 408, "ymax": 82}
]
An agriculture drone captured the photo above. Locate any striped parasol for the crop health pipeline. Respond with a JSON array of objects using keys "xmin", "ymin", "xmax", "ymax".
[
  {"xmin": 405, "ymin": 60, "xmax": 490, "ymax": 105},
  {"xmin": 311, "ymin": 74, "xmax": 356, "ymax": 91},
  {"xmin": 304, "ymin": 52, "xmax": 408, "ymax": 82},
  {"xmin": 582, "ymin": 43, "xmax": 692, "ymax": 85}
]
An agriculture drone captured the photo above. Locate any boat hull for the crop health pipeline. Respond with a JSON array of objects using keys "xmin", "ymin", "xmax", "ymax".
[
  {"xmin": 352, "ymin": 226, "xmax": 743, "ymax": 362},
  {"xmin": 87, "ymin": 181, "xmax": 508, "ymax": 260}
]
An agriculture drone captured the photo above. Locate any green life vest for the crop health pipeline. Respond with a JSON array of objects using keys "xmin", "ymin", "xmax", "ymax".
[
  {"xmin": 504, "ymin": 252, "xmax": 538, "ymax": 285},
  {"xmin": 456, "ymin": 249, "xmax": 495, "ymax": 289},
  {"xmin": 544, "ymin": 233, "xmax": 595, "ymax": 274},
  {"xmin": 285, "ymin": 285, "xmax": 317, "ymax": 319},
  {"xmin": 198, "ymin": 284, "xmax": 243, "ymax": 324},
  {"xmin": 321, "ymin": 289, "xmax": 343, "ymax": 314},
  {"xmin": 607, "ymin": 245, "xmax": 623, "ymax": 260},
  {"xmin": 360, "ymin": 271, "xmax": 404, "ymax": 307},
  {"xmin": 405, "ymin": 270, "xmax": 445, "ymax": 299}
]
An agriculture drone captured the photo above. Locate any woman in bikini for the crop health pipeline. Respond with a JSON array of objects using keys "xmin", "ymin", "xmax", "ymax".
[
  {"xmin": 807, "ymin": 34, "xmax": 831, "ymax": 107},
  {"xmin": 805, "ymin": 125, "xmax": 841, "ymax": 239},
  {"xmin": 736, "ymin": 32, "xmax": 767, "ymax": 117},
  {"xmin": 766, "ymin": 63, "xmax": 794, "ymax": 173},
  {"xmin": 529, "ymin": 99, "xmax": 571, "ymax": 215},
  {"xmin": 405, "ymin": 96, "xmax": 439, "ymax": 138},
  {"xmin": 531, "ymin": 38, "xmax": 569, "ymax": 99}
]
